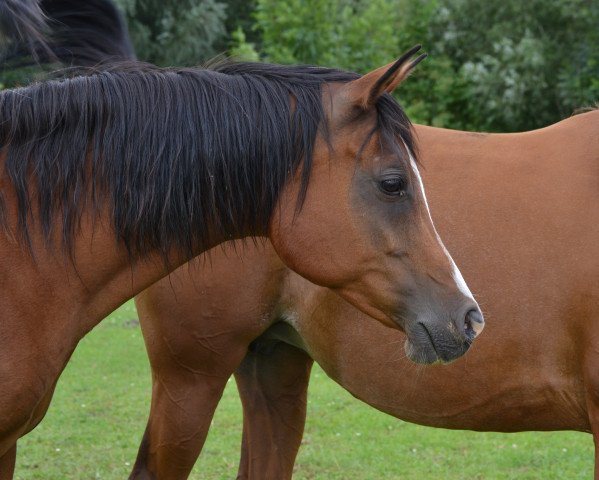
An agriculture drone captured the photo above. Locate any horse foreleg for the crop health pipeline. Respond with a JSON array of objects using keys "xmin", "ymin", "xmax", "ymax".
[
  {"xmin": 129, "ymin": 371, "xmax": 229, "ymax": 480},
  {"xmin": 584, "ymin": 378, "xmax": 599, "ymax": 480},
  {"xmin": 583, "ymin": 346, "xmax": 599, "ymax": 480},
  {"xmin": 586, "ymin": 394, "xmax": 599, "ymax": 480},
  {"xmin": 234, "ymin": 342, "xmax": 313, "ymax": 480},
  {"xmin": 0, "ymin": 444, "xmax": 16, "ymax": 480},
  {"xmin": 0, "ymin": 334, "xmax": 65, "ymax": 475}
]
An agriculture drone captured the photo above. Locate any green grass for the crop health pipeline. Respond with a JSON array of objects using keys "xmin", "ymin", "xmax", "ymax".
[{"xmin": 15, "ymin": 301, "xmax": 594, "ymax": 479}]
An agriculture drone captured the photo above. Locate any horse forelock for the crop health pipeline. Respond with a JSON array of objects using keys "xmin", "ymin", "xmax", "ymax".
[
  {"xmin": 379, "ymin": 91, "xmax": 418, "ymax": 160},
  {"xmin": 0, "ymin": 60, "xmax": 415, "ymax": 260}
]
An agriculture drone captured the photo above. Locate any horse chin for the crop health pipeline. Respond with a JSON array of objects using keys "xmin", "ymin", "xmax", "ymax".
[
  {"xmin": 404, "ymin": 340, "xmax": 441, "ymax": 365},
  {"xmin": 404, "ymin": 323, "xmax": 471, "ymax": 365},
  {"xmin": 404, "ymin": 338, "xmax": 442, "ymax": 365}
]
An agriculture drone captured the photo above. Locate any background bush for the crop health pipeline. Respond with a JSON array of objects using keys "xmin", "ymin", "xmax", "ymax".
[
  {"xmin": 2, "ymin": 0, "xmax": 598, "ymax": 132},
  {"xmin": 117, "ymin": 0, "xmax": 227, "ymax": 65}
]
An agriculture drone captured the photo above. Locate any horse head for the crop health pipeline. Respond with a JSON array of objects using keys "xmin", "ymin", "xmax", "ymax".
[{"xmin": 270, "ymin": 46, "xmax": 484, "ymax": 364}]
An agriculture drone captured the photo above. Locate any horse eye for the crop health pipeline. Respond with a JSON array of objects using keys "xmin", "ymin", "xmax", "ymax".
[{"xmin": 380, "ymin": 177, "xmax": 406, "ymax": 196}]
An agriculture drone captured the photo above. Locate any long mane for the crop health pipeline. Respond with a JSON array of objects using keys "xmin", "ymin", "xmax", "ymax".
[{"xmin": 0, "ymin": 60, "xmax": 415, "ymax": 258}]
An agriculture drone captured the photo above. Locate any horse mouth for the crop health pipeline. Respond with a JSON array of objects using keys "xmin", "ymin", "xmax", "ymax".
[{"xmin": 404, "ymin": 322, "xmax": 470, "ymax": 365}]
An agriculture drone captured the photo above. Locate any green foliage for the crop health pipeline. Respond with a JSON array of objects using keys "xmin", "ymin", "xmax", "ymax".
[
  {"xmin": 253, "ymin": 0, "xmax": 401, "ymax": 74},
  {"xmin": 0, "ymin": 64, "xmax": 55, "ymax": 90},
  {"xmin": 221, "ymin": 0, "xmax": 259, "ymax": 47},
  {"xmin": 397, "ymin": 0, "xmax": 599, "ymax": 131},
  {"xmin": 246, "ymin": 0, "xmax": 599, "ymax": 132},
  {"xmin": 2, "ymin": 0, "xmax": 598, "ymax": 131},
  {"xmin": 391, "ymin": 0, "xmax": 466, "ymax": 128},
  {"xmin": 229, "ymin": 27, "xmax": 259, "ymax": 62},
  {"xmin": 115, "ymin": 0, "xmax": 227, "ymax": 66}
]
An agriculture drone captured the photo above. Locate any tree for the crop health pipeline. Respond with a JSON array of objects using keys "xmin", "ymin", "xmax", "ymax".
[
  {"xmin": 115, "ymin": 0, "xmax": 227, "ymax": 66},
  {"xmin": 244, "ymin": 0, "xmax": 599, "ymax": 131},
  {"xmin": 3, "ymin": 0, "xmax": 598, "ymax": 131},
  {"xmin": 250, "ymin": 0, "xmax": 401, "ymax": 74},
  {"xmin": 407, "ymin": 0, "xmax": 599, "ymax": 131}
]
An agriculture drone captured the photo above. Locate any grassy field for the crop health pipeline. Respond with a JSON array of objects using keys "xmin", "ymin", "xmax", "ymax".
[{"xmin": 15, "ymin": 301, "xmax": 594, "ymax": 479}]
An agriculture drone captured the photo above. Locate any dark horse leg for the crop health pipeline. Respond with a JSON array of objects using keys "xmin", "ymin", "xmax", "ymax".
[
  {"xmin": 129, "ymin": 372, "xmax": 230, "ymax": 480},
  {"xmin": 128, "ymin": 289, "xmax": 264, "ymax": 480},
  {"xmin": 235, "ymin": 342, "xmax": 313, "ymax": 480},
  {"xmin": 0, "ymin": 445, "xmax": 16, "ymax": 480},
  {"xmin": 0, "ymin": 382, "xmax": 57, "ymax": 479},
  {"xmin": 584, "ymin": 347, "xmax": 599, "ymax": 480}
]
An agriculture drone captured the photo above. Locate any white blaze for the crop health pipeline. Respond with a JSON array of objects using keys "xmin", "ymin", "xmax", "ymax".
[{"xmin": 405, "ymin": 145, "xmax": 476, "ymax": 302}]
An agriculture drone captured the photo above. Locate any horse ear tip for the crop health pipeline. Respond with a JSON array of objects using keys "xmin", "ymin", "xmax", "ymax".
[
  {"xmin": 393, "ymin": 45, "xmax": 424, "ymax": 68},
  {"xmin": 406, "ymin": 44, "xmax": 422, "ymax": 56},
  {"xmin": 411, "ymin": 52, "xmax": 428, "ymax": 68}
]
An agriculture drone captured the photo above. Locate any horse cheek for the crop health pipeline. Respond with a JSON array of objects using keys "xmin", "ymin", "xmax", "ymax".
[{"xmin": 269, "ymin": 184, "xmax": 355, "ymax": 289}]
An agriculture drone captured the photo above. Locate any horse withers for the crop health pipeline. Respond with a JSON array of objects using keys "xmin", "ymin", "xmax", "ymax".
[{"xmin": 131, "ymin": 110, "xmax": 599, "ymax": 479}]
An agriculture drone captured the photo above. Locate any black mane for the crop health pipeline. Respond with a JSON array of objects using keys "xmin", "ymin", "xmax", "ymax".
[{"xmin": 0, "ymin": 60, "xmax": 415, "ymax": 259}]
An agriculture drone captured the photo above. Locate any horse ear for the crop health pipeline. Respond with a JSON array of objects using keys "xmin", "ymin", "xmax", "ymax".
[{"xmin": 344, "ymin": 45, "xmax": 427, "ymax": 109}]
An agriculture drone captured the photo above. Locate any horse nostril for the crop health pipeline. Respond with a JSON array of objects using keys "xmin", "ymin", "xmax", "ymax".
[{"xmin": 463, "ymin": 308, "xmax": 485, "ymax": 340}]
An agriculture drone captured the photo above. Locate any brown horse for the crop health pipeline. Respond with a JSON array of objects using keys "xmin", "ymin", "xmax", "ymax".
[
  {"xmin": 0, "ymin": 39, "xmax": 485, "ymax": 477},
  {"xmin": 131, "ymin": 110, "xmax": 599, "ymax": 479}
]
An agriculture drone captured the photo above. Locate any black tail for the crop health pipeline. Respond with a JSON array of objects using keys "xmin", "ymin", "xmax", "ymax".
[
  {"xmin": 0, "ymin": 0, "xmax": 52, "ymax": 62},
  {"xmin": 39, "ymin": 0, "xmax": 136, "ymax": 64},
  {"xmin": 1, "ymin": 0, "xmax": 135, "ymax": 68}
]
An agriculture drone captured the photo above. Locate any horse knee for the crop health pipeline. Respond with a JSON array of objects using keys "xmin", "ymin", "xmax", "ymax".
[{"xmin": 0, "ymin": 374, "xmax": 55, "ymax": 452}]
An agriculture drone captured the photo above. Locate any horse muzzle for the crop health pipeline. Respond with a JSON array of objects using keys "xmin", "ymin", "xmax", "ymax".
[{"xmin": 403, "ymin": 304, "xmax": 485, "ymax": 364}]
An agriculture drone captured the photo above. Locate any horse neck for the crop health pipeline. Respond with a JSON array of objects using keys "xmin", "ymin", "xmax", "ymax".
[
  {"xmin": 66, "ymin": 224, "xmax": 224, "ymax": 338},
  {"xmin": 0, "ymin": 72, "xmax": 286, "ymax": 265},
  {"xmin": 0, "ymin": 194, "xmax": 214, "ymax": 341}
]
